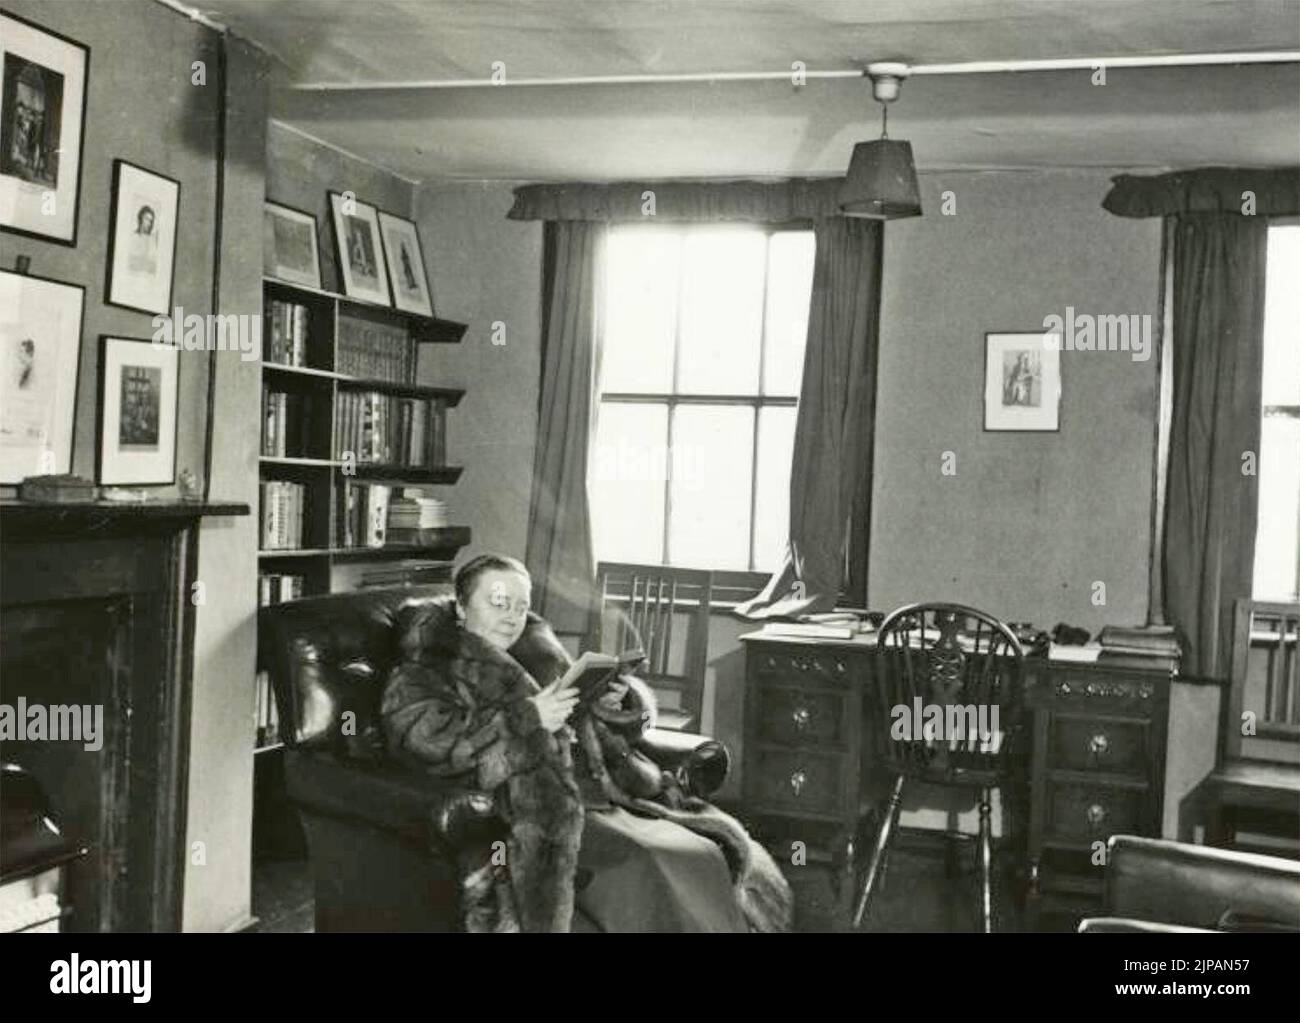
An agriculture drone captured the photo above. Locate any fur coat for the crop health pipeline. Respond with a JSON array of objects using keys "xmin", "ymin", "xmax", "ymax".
[{"xmin": 380, "ymin": 596, "xmax": 792, "ymax": 933}]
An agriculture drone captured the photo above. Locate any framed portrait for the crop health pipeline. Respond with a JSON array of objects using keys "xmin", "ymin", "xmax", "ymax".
[
  {"xmin": 0, "ymin": 270, "xmax": 84, "ymax": 483},
  {"xmin": 0, "ymin": 11, "xmax": 89, "ymax": 245},
  {"xmin": 263, "ymin": 200, "xmax": 322, "ymax": 290},
  {"xmin": 377, "ymin": 210, "xmax": 433, "ymax": 316},
  {"xmin": 105, "ymin": 160, "xmax": 180, "ymax": 316},
  {"xmin": 984, "ymin": 331, "xmax": 1061, "ymax": 432},
  {"xmin": 328, "ymin": 191, "xmax": 391, "ymax": 306},
  {"xmin": 97, "ymin": 335, "xmax": 179, "ymax": 485}
]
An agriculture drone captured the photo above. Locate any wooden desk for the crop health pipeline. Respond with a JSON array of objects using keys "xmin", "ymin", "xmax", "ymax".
[{"xmin": 739, "ymin": 630, "xmax": 1177, "ymax": 928}]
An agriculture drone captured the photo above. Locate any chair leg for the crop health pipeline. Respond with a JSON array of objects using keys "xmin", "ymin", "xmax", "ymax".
[
  {"xmin": 977, "ymin": 787, "xmax": 994, "ymax": 933},
  {"xmin": 852, "ymin": 774, "xmax": 905, "ymax": 930}
]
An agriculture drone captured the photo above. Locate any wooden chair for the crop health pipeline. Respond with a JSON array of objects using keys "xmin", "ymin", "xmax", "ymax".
[
  {"xmin": 852, "ymin": 602, "xmax": 1026, "ymax": 932},
  {"xmin": 1185, "ymin": 600, "xmax": 1300, "ymax": 853},
  {"xmin": 587, "ymin": 563, "xmax": 713, "ymax": 732}
]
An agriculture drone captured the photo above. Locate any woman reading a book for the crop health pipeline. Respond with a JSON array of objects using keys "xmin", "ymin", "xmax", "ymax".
[{"xmin": 380, "ymin": 553, "xmax": 790, "ymax": 933}]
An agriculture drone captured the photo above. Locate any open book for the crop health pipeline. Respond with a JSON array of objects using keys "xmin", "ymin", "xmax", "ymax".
[{"xmin": 555, "ymin": 649, "xmax": 646, "ymax": 702}]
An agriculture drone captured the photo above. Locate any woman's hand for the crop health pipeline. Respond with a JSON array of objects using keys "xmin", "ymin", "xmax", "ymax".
[{"xmin": 530, "ymin": 678, "xmax": 579, "ymax": 733}]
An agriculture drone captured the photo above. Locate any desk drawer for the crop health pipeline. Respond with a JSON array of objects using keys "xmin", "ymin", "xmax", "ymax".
[
  {"xmin": 748, "ymin": 749, "xmax": 846, "ymax": 816},
  {"xmin": 1045, "ymin": 781, "xmax": 1149, "ymax": 843},
  {"xmin": 755, "ymin": 684, "xmax": 848, "ymax": 748},
  {"xmin": 1049, "ymin": 714, "xmax": 1151, "ymax": 777},
  {"xmin": 753, "ymin": 648, "xmax": 854, "ymax": 688}
]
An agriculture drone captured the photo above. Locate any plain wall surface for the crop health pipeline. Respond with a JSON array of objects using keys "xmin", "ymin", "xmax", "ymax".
[{"xmin": 412, "ymin": 182, "xmax": 543, "ymax": 563}]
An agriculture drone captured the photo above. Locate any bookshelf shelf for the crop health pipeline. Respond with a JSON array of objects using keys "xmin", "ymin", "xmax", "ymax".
[
  {"xmin": 259, "ymin": 456, "xmax": 340, "ymax": 468},
  {"xmin": 351, "ymin": 464, "xmax": 465, "ymax": 485},
  {"xmin": 337, "ymin": 377, "xmax": 466, "ymax": 405},
  {"xmin": 262, "ymin": 276, "xmax": 468, "ymax": 344}
]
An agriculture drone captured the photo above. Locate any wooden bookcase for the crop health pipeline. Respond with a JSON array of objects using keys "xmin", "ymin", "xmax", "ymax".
[{"xmin": 256, "ymin": 276, "xmax": 472, "ymax": 602}]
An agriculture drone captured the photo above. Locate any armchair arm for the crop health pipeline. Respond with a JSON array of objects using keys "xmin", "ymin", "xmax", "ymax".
[
  {"xmin": 1078, "ymin": 918, "xmax": 1217, "ymax": 934},
  {"xmin": 1097, "ymin": 835, "xmax": 1300, "ymax": 931},
  {"xmin": 635, "ymin": 728, "xmax": 732, "ymax": 799}
]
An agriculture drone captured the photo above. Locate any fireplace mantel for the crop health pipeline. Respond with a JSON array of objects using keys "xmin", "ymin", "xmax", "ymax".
[{"xmin": 0, "ymin": 498, "xmax": 248, "ymax": 932}]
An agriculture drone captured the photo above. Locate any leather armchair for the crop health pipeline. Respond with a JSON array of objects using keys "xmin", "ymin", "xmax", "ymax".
[
  {"xmin": 1078, "ymin": 835, "xmax": 1300, "ymax": 934},
  {"xmin": 258, "ymin": 585, "xmax": 732, "ymax": 932}
]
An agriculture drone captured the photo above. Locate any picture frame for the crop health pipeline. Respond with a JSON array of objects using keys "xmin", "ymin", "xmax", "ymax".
[
  {"xmin": 983, "ymin": 331, "xmax": 1061, "ymax": 432},
  {"xmin": 97, "ymin": 335, "xmax": 179, "ymax": 485},
  {"xmin": 105, "ymin": 159, "xmax": 180, "ymax": 316},
  {"xmin": 328, "ymin": 191, "xmax": 391, "ymax": 306},
  {"xmin": 0, "ymin": 270, "xmax": 85, "ymax": 483},
  {"xmin": 0, "ymin": 11, "xmax": 89, "ymax": 245},
  {"xmin": 263, "ymin": 199, "xmax": 322, "ymax": 290},
  {"xmin": 377, "ymin": 209, "xmax": 433, "ymax": 316}
]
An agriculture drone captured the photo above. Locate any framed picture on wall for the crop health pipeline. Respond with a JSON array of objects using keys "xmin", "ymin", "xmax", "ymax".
[
  {"xmin": 106, "ymin": 160, "xmax": 181, "ymax": 315},
  {"xmin": 0, "ymin": 270, "xmax": 84, "ymax": 483},
  {"xmin": 983, "ymin": 331, "xmax": 1061, "ymax": 431},
  {"xmin": 97, "ymin": 335, "xmax": 179, "ymax": 485},
  {"xmin": 328, "ymin": 191, "xmax": 391, "ymax": 306},
  {"xmin": 377, "ymin": 210, "xmax": 433, "ymax": 316},
  {"xmin": 0, "ymin": 11, "xmax": 89, "ymax": 245},
  {"xmin": 263, "ymin": 200, "xmax": 322, "ymax": 289}
]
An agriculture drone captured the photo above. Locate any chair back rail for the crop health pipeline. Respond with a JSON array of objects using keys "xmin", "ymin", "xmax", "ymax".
[
  {"xmin": 590, "ymin": 562, "xmax": 713, "ymax": 729},
  {"xmin": 873, "ymin": 602, "xmax": 1025, "ymax": 780},
  {"xmin": 1226, "ymin": 599, "xmax": 1300, "ymax": 761}
]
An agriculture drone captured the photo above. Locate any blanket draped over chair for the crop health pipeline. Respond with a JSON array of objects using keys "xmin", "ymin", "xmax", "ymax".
[{"xmin": 381, "ymin": 597, "xmax": 791, "ymax": 932}]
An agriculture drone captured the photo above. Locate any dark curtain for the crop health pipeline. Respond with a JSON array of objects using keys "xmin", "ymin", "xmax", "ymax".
[
  {"xmin": 736, "ymin": 216, "xmax": 883, "ymax": 618},
  {"xmin": 1163, "ymin": 213, "xmax": 1268, "ymax": 679},
  {"xmin": 525, "ymin": 221, "xmax": 606, "ymax": 635}
]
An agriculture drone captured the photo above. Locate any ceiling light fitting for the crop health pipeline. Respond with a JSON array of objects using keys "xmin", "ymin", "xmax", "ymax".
[{"xmin": 839, "ymin": 62, "xmax": 923, "ymax": 221}]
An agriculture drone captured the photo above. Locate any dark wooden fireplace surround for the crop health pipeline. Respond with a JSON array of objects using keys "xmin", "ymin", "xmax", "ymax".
[{"xmin": 0, "ymin": 500, "xmax": 247, "ymax": 932}]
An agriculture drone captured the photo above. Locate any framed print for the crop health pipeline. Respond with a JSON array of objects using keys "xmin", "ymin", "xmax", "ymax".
[
  {"xmin": 97, "ymin": 335, "xmax": 179, "ymax": 485},
  {"xmin": 0, "ymin": 270, "xmax": 84, "ymax": 483},
  {"xmin": 377, "ymin": 210, "xmax": 433, "ymax": 316},
  {"xmin": 0, "ymin": 11, "xmax": 89, "ymax": 245},
  {"xmin": 264, "ymin": 199, "xmax": 322, "ymax": 290},
  {"xmin": 983, "ymin": 331, "xmax": 1061, "ymax": 432},
  {"xmin": 328, "ymin": 191, "xmax": 391, "ymax": 306},
  {"xmin": 106, "ymin": 160, "xmax": 180, "ymax": 315}
]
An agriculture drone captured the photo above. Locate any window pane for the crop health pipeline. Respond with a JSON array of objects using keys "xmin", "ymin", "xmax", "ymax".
[
  {"xmin": 677, "ymin": 227, "xmax": 764, "ymax": 394},
  {"xmin": 763, "ymin": 231, "xmax": 815, "ymax": 396},
  {"xmin": 667, "ymin": 405, "xmax": 754, "ymax": 569},
  {"xmin": 1262, "ymin": 224, "xmax": 1300, "ymax": 407},
  {"xmin": 1253, "ymin": 413, "xmax": 1300, "ymax": 600},
  {"xmin": 590, "ymin": 403, "xmax": 668, "ymax": 565},
  {"xmin": 601, "ymin": 226, "xmax": 679, "ymax": 393},
  {"xmin": 753, "ymin": 406, "xmax": 797, "ymax": 572}
]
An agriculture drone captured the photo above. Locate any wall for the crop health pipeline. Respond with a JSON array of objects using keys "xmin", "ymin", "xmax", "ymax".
[
  {"xmin": 265, "ymin": 121, "xmax": 416, "ymax": 292},
  {"xmin": 0, "ymin": 0, "xmax": 273, "ymax": 932},
  {"xmin": 412, "ymin": 182, "xmax": 543, "ymax": 561},
  {"xmin": 1, "ymin": 0, "xmax": 218, "ymax": 493}
]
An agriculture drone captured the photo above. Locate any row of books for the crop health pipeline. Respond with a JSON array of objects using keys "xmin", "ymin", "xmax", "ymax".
[
  {"xmin": 337, "ymin": 315, "xmax": 413, "ymax": 382},
  {"xmin": 254, "ymin": 670, "xmax": 281, "ymax": 749},
  {"xmin": 261, "ymin": 387, "xmax": 317, "ymax": 458},
  {"xmin": 1049, "ymin": 625, "xmax": 1181, "ymax": 670},
  {"xmin": 336, "ymin": 481, "xmax": 391, "ymax": 548},
  {"xmin": 260, "ymin": 481, "xmax": 308, "ymax": 550},
  {"xmin": 258, "ymin": 573, "xmax": 305, "ymax": 606},
  {"xmin": 334, "ymin": 391, "xmax": 447, "ymax": 467},
  {"xmin": 265, "ymin": 300, "xmax": 310, "ymax": 367}
]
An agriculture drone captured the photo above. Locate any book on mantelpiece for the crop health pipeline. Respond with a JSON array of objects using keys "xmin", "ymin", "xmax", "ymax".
[{"xmin": 17, "ymin": 473, "xmax": 99, "ymax": 503}]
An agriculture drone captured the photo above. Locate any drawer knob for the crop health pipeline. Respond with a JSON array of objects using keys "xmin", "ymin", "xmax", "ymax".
[
  {"xmin": 1087, "ymin": 732, "xmax": 1110, "ymax": 757},
  {"xmin": 789, "ymin": 770, "xmax": 807, "ymax": 797},
  {"xmin": 1085, "ymin": 803, "xmax": 1107, "ymax": 827},
  {"xmin": 791, "ymin": 706, "xmax": 811, "ymax": 731}
]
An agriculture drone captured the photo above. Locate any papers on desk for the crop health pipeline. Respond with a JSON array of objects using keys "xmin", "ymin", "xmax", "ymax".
[
  {"xmin": 1048, "ymin": 641, "xmax": 1103, "ymax": 663},
  {"xmin": 761, "ymin": 622, "xmax": 856, "ymax": 640}
]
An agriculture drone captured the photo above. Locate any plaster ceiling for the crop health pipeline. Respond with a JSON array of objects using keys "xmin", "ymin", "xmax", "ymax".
[{"xmin": 191, "ymin": 0, "xmax": 1300, "ymax": 181}]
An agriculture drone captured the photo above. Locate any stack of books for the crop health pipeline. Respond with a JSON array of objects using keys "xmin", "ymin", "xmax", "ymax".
[
  {"xmin": 334, "ymin": 391, "xmax": 446, "ymax": 467},
  {"xmin": 259, "ymin": 480, "xmax": 306, "ymax": 550},
  {"xmin": 387, "ymin": 491, "xmax": 448, "ymax": 544},
  {"xmin": 1096, "ymin": 625, "xmax": 1181, "ymax": 671},
  {"xmin": 18, "ymin": 473, "xmax": 98, "ymax": 503},
  {"xmin": 265, "ymin": 299, "xmax": 309, "ymax": 367}
]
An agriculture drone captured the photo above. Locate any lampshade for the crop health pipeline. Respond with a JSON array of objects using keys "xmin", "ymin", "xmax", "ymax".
[{"xmin": 839, "ymin": 138, "xmax": 922, "ymax": 219}]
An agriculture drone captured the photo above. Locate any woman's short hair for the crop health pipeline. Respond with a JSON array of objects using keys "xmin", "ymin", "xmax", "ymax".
[{"xmin": 453, "ymin": 553, "xmax": 530, "ymax": 606}]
